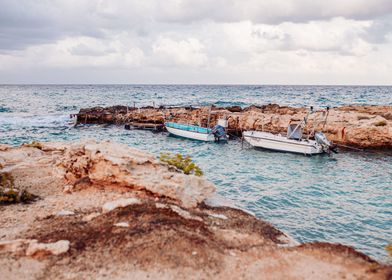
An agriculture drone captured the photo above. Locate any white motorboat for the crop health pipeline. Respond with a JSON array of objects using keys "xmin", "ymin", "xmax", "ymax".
[
  {"xmin": 243, "ymin": 107, "xmax": 336, "ymax": 155},
  {"xmin": 243, "ymin": 130, "xmax": 325, "ymax": 154},
  {"xmin": 165, "ymin": 119, "xmax": 228, "ymax": 142}
]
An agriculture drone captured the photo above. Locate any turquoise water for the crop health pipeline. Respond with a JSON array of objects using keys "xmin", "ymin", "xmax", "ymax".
[{"xmin": 0, "ymin": 85, "xmax": 391, "ymax": 261}]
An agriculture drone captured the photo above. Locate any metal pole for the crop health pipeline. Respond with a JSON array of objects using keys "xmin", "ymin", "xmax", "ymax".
[{"xmin": 207, "ymin": 106, "xmax": 212, "ymax": 128}]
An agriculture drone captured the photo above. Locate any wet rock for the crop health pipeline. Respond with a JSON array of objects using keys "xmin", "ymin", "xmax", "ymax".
[{"xmin": 226, "ymin": 106, "xmax": 243, "ymax": 112}]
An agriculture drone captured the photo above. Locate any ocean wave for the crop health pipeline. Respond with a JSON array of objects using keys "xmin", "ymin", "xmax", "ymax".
[
  {"xmin": 0, "ymin": 114, "xmax": 70, "ymax": 128},
  {"xmin": 0, "ymin": 106, "xmax": 12, "ymax": 113}
]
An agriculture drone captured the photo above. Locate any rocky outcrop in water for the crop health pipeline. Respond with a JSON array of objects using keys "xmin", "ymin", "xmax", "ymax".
[
  {"xmin": 0, "ymin": 141, "xmax": 391, "ymax": 279},
  {"xmin": 75, "ymin": 104, "xmax": 392, "ymax": 149}
]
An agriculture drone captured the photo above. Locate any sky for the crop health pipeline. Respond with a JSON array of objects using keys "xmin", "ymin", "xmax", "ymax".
[{"xmin": 0, "ymin": 0, "xmax": 391, "ymax": 85}]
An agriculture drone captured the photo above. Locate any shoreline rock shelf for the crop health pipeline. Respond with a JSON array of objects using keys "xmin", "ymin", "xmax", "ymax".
[
  {"xmin": 74, "ymin": 104, "xmax": 392, "ymax": 149},
  {"xmin": 0, "ymin": 140, "xmax": 391, "ymax": 279}
]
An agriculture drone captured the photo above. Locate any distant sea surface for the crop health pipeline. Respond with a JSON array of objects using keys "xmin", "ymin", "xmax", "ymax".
[{"xmin": 1, "ymin": 85, "xmax": 391, "ymax": 261}]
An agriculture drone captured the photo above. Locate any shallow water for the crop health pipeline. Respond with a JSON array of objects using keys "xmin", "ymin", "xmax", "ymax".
[{"xmin": 0, "ymin": 85, "xmax": 391, "ymax": 261}]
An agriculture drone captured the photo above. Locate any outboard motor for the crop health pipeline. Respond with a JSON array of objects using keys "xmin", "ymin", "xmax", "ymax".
[
  {"xmin": 315, "ymin": 132, "xmax": 337, "ymax": 153},
  {"xmin": 211, "ymin": 125, "xmax": 228, "ymax": 142}
]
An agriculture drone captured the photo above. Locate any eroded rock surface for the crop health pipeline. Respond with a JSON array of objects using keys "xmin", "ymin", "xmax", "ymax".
[
  {"xmin": 1, "ymin": 140, "xmax": 215, "ymax": 208},
  {"xmin": 0, "ymin": 141, "xmax": 391, "ymax": 279}
]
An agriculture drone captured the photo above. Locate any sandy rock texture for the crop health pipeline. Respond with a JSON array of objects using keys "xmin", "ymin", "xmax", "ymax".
[
  {"xmin": 76, "ymin": 104, "xmax": 392, "ymax": 149},
  {"xmin": 1, "ymin": 141, "xmax": 391, "ymax": 279}
]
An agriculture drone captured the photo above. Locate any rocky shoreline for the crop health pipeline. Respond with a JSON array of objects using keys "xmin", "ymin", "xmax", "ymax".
[
  {"xmin": 0, "ymin": 141, "xmax": 391, "ymax": 279},
  {"xmin": 74, "ymin": 104, "xmax": 392, "ymax": 150}
]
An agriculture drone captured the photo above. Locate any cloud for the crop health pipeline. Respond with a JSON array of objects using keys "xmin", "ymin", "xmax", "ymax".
[
  {"xmin": 0, "ymin": 0, "xmax": 391, "ymax": 84},
  {"xmin": 151, "ymin": 37, "xmax": 208, "ymax": 67},
  {"xmin": 0, "ymin": 36, "xmax": 145, "ymax": 70},
  {"xmin": 156, "ymin": 0, "xmax": 392, "ymax": 24}
]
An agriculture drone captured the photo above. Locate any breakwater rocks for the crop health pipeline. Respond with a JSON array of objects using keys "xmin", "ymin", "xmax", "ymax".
[
  {"xmin": 74, "ymin": 104, "xmax": 392, "ymax": 149},
  {"xmin": 0, "ymin": 141, "xmax": 391, "ymax": 279}
]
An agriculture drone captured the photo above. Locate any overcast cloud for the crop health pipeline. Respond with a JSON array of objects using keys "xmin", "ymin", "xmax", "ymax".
[{"xmin": 0, "ymin": 0, "xmax": 391, "ymax": 84}]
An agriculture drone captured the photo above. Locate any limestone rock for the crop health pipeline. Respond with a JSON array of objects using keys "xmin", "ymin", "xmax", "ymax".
[
  {"xmin": 209, "ymin": 213, "xmax": 228, "ymax": 220},
  {"xmin": 26, "ymin": 240, "xmax": 70, "ymax": 257},
  {"xmin": 82, "ymin": 212, "xmax": 101, "ymax": 222},
  {"xmin": 170, "ymin": 205, "xmax": 203, "ymax": 222},
  {"xmin": 114, "ymin": 222, "xmax": 130, "ymax": 228},
  {"xmin": 63, "ymin": 185, "xmax": 74, "ymax": 193},
  {"xmin": 56, "ymin": 210, "xmax": 75, "ymax": 216},
  {"xmin": 0, "ymin": 239, "xmax": 31, "ymax": 253},
  {"xmin": 59, "ymin": 141, "xmax": 215, "ymax": 208},
  {"xmin": 102, "ymin": 198, "xmax": 141, "ymax": 213},
  {"xmin": 0, "ymin": 144, "xmax": 11, "ymax": 151},
  {"xmin": 0, "ymin": 140, "xmax": 216, "ymax": 208}
]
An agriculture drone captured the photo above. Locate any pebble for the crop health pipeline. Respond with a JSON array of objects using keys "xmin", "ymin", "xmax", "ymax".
[
  {"xmin": 63, "ymin": 185, "xmax": 74, "ymax": 194},
  {"xmin": 208, "ymin": 213, "xmax": 228, "ymax": 220},
  {"xmin": 56, "ymin": 210, "xmax": 75, "ymax": 216},
  {"xmin": 102, "ymin": 198, "xmax": 141, "ymax": 213},
  {"xmin": 82, "ymin": 212, "xmax": 100, "ymax": 222},
  {"xmin": 114, "ymin": 222, "xmax": 130, "ymax": 228}
]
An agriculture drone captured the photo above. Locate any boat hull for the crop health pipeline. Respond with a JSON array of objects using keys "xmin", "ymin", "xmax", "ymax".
[
  {"xmin": 166, "ymin": 126, "xmax": 215, "ymax": 141},
  {"xmin": 243, "ymin": 131, "xmax": 324, "ymax": 155}
]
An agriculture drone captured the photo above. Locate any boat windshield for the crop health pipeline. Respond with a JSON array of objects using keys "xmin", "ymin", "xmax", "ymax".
[{"xmin": 287, "ymin": 124, "xmax": 303, "ymax": 140}]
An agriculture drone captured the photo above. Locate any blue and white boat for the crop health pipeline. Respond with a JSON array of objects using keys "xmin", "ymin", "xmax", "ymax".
[{"xmin": 165, "ymin": 120, "xmax": 228, "ymax": 142}]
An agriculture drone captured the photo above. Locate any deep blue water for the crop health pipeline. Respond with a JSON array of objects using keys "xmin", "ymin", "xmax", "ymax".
[{"xmin": 0, "ymin": 85, "xmax": 391, "ymax": 261}]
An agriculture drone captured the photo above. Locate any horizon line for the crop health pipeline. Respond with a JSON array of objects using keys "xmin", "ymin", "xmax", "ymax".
[{"xmin": 0, "ymin": 83, "xmax": 392, "ymax": 87}]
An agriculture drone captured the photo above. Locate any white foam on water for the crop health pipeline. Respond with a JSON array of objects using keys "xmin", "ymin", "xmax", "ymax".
[{"xmin": 0, "ymin": 114, "xmax": 70, "ymax": 128}]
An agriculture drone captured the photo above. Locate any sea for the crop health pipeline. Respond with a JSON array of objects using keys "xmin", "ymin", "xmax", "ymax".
[{"xmin": 0, "ymin": 84, "xmax": 391, "ymax": 261}]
